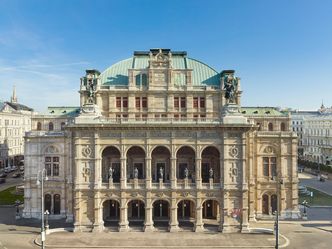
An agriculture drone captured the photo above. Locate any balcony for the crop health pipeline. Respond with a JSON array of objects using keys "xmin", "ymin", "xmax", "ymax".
[{"xmin": 25, "ymin": 131, "xmax": 65, "ymax": 137}]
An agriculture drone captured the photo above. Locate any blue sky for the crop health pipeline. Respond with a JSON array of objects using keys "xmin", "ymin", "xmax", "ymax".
[{"xmin": 0, "ymin": 0, "xmax": 331, "ymax": 112}]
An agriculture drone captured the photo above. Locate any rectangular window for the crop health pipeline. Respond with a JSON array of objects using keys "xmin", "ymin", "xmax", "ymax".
[
  {"xmin": 200, "ymin": 97, "xmax": 205, "ymax": 108},
  {"xmin": 135, "ymin": 97, "xmax": 140, "ymax": 108},
  {"xmin": 142, "ymin": 97, "xmax": 147, "ymax": 108},
  {"xmin": 193, "ymin": 97, "xmax": 198, "ymax": 108},
  {"xmin": 180, "ymin": 97, "xmax": 186, "ymax": 108},
  {"xmin": 45, "ymin": 156, "xmax": 59, "ymax": 176},
  {"xmin": 174, "ymin": 97, "xmax": 179, "ymax": 109},
  {"xmin": 46, "ymin": 164, "xmax": 52, "ymax": 176},
  {"xmin": 263, "ymin": 157, "xmax": 269, "ymax": 177},
  {"xmin": 122, "ymin": 97, "xmax": 128, "ymax": 108},
  {"xmin": 263, "ymin": 157, "xmax": 277, "ymax": 177},
  {"xmin": 116, "ymin": 97, "xmax": 121, "ymax": 108},
  {"xmin": 53, "ymin": 164, "xmax": 59, "ymax": 176}
]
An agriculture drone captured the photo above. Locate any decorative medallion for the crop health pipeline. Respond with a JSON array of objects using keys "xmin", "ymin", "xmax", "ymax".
[
  {"xmin": 82, "ymin": 145, "xmax": 92, "ymax": 158},
  {"xmin": 82, "ymin": 163, "xmax": 91, "ymax": 182},
  {"xmin": 182, "ymin": 192, "xmax": 189, "ymax": 197},
  {"xmin": 156, "ymin": 192, "xmax": 164, "ymax": 197},
  {"xmin": 264, "ymin": 146, "xmax": 274, "ymax": 154},
  {"xmin": 229, "ymin": 146, "xmax": 239, "ymax": 158}
]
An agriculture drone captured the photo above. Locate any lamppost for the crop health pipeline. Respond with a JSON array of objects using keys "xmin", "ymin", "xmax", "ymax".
[
  {"xmin": 272, "ymin": 173, "xmax": 283, "ymax": 249},
  {"xmin": 302, "ymin": 200, "xmax": 308, "ymax": 217},
  {"xmin": 37, "ymin": 169, "xmax": 48, "ymax": 249}
]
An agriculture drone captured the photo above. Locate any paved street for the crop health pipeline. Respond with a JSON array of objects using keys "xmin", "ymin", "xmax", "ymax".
[
  {"xmin": 299, "ymin": 172, "xmax": 332, "ymax": 196},
  {"xmin": 0, "ymin": 171, "xmax": 23, "ymax": 192}
]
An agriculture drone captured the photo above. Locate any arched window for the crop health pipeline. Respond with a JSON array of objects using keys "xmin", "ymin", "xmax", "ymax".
[
  {"xmin": 54, "ymin": 194, "xmax": 61, "ymax": 214},
  {"xmin": 280, "ymin": 122, "xmax": 286, "ymax": 131},
  {"xmin": 60, "ymin": 122, "xmax": 65, "ymax": 131},
  {"xmin": 262, "ymin": 194, "xmax": 269, "ymax": 214},
  {"xmin": 49, "ymin": 122, "xmax": 54, "ymax": 131},
  {"xmin": 268, "ymin": 123, "xmax": 273, "ymax": 131},
  {"xmin": 44, "ymin": 194, "xmax": 52, "ymax": 212},
  {"xmin": 37, "ymin": 122, "xmax": 42, "ymax": 131}
]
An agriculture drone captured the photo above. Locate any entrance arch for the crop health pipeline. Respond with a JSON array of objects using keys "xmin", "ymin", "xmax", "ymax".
[
  {"xmin": 201, "ymin": 146, "xmax": 220, "ymax": 183},
  {"xmin": 103, "ymin": 199, "xmax": 120, "ymax": 228},
  {"xmin": 177, "ymin": 200, "xmax": 195, "ymax": 228},
  {"xmin": 202, "ymin": 199, "xmax": 220, "ymax": 230},
  {"xmin": 128, "ymin": 200, "xmax": 145, "ymax": 228},
  {"xmin": 102, "ymin": 146, "xmax": 121, "ymax": 183},
  {"xmin": 262, "ymin": 194, "xmax": 269, "ymax": 214},
  {"xmin": 152, "ymin": 200, "xmax": 170, "ymax": 228},
  {"xmin": 176, "ymin": 146, "xmax": 195, "ymax": 181},
  {"xmin": 151, "ymin": 146, "xmax": 171, "ymax": 183},
  {"xmin": 127, "ymin": 146, "xmax": 145, "ymax": 180}
]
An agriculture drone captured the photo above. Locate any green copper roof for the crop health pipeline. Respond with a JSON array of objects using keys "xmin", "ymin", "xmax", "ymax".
[
  {"xmin": 240, "ymin": 107, "xmax": 288, "ymax": 116},
  {"xmin": 99, "ymin": 55, "xmax": 220, "ymax": 87},
  {"xmin": 45, "ymin": 106, "xmax": 80, "ymax": 117}
]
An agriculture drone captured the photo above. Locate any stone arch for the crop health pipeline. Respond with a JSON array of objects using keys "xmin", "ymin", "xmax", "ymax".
[
  {"xmin": 152, "ymin": 199, "xmax": 170, "ymax": 228},
  {"xmin": 37, "ymin": 122, "xmax": 42, "ymax": 131},
  {"xmin": 127, "ymin": 199, "xmax": 145, "ymax": 227},
  {"xmin": 102, "ymin": 198, "xmax": 120, "ymax": 227},
  {"xmin": 268, "ymin": 122, "xmax": 273, "ymax": 131},
  {"xmin": 124, "ymin": 144, "xmax": 146, "ymax": 156},
  {"xmin": 177, "ymin": 199, "xmax": 196, "ymax": 228},
  {"xmin": 176, "ymin": 146, "xmax": 196, "ymax": 180},
  {"xmin": 201, "ymin": 199, "xmax": 220, "ymax": 229},
  {"xmin": 175, "ymin": 144, "xmax": 196, "ymax": 156},
  {"xmin": 43, "ymin": 144, "xmax": 61, "ymax": 154},
  {"xmin": 151, "ymin": 146, "xmax": 171, "ymax": 182},
  {"xmin": 149, "ymin": 145, "xmax": 171, "ymax": 156},
  {"xmin": 201, "ymin": 146, "xmax": 220, "ymax": 183},
  {"xmin": 99, "ymin": 144, "xmax": 121, "ymax": 156},
  {"xmin": 101, "ymin": 146, "xmax": 121, "ymax": 183},
  {"xmin": 280, "ymin": 122, "xmax": 286, "ymax": 131},
  {"xmin": 126, "ymin": 146, "xmax": 146, "ymax": 179}
]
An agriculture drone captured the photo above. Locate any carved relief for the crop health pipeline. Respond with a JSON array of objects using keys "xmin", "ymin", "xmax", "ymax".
[
  {"xmin": 264, "ymin": 146, "xmax": 275, "ymax": 154},
  {"xmin": 82, "ymin": 145, "xmax": 93, "ymax": 158},
  {"xmin": 82, "ymin": 163, "xmax": 91, "ymax": 182},
  {"xmin": 156, "ymin": 192, "xmax": 164, "ymax": 197},
  {"xmin": 229, "ymin": 162, "xmax": 240, "ymax": 183},
  {"xmin": 45, "ymin": 145, "xmax": 59, "ymax": 154},
  {"xmin": 229, "ymin": 146, "xmax": 239, "ymax": 158}
]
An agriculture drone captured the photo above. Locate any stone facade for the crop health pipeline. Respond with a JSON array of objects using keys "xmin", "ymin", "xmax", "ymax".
[
  {"xmin": 0, "ymin": 87, "xmax": 33, "ymax": 168},
  {"xmin": 23, "ymin": 49, "xmax": 300, "ymax": 232}
]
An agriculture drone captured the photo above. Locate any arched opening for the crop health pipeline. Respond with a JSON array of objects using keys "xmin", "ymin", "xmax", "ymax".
[
  {"xmin": 268, "ymin": 123, "xmax": 273, "ymax": 131},
  {"xmin": 262, "ymin": 194, "xmax": 269, "ymax": 215},
  {"xmin": 44, "ymin": 194, "xmax": 51, "ymax": 212},
  {"xmin": 271, "ymin": 194, "xmax": 277, "ymax": 214},
  {"xmin": 280, "ymin": 122, "xmax": 286, "ymax": 131},
  {"xmin": 102, "ymin": 146, "xmax": 121, "ymax": 183},
  {"xmin": 177, "ymin": 200, "xmax": 195, "ymax": 228},
  {"xmin": 103, "ymin": 200, "xmax": 120, "ymax": 228},
  {"xmin": 37, "ymin": 122, "xmax": 42, "ymax": 131},
  {"xmin": 128, "ymin": 200, "xmax": 145, "ymax": 227},
  {"xmin": 153, "ymin": 200, "xmax": 170, "ymax": 229},
  {"xmin": 127, "ymin": 146, "xmax": 145, "ymax": 180},
  {"xmin": 60, "ymin": 122, "xmax": 66, "ymax": 131},
  {"xmin": 53, "ymin": 194, "xmax": 60, "ymax": 214},
  {"xmin": 202, "ymin": 200, "xmax": 220, "ymax": 230},
  {"xmin": 151, "ymin": 146, "xmax": 170, "ymax": 183},
  {"xmin": 176, "ymin": 146, "xmax": 195, "ymax": 182},
  {"xmin": 201, "ymin": 147, "xmax": 220, "ymax": 183},
  {"xmin": 48, "ymin": 122, "xmax": 54, "ymax": 131}
]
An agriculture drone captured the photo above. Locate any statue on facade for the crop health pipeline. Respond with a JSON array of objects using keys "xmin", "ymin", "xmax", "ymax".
[
  {"xmin": 86, "ymin": 74, "xmax": 96, "ymax": 99},
  {"xmin": 108, "ymin": 166, "xmax": 114, "ymax": 180},
  {"xmin": 223, "ymin": 73, "xmax": 238, "ymax": 104},
  {"xmin": 134, "ymin": 167, "xmax": 139, "ymax": 179},
  {"xmin": 159, "ymin": 167, "xmax": 164, "ymax": 179},
  {"xmin": 209, "ymin": 167, "xmax": 214, "ymax": 179},
  {"xmin": 184, "ymin": 167, "xmax": 189, "ymax": 178}
]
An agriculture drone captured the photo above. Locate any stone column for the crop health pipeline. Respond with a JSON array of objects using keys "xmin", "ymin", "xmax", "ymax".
[
  {"xmin": 73, "ymin": 191, "xmax": 81, "ymax": 232},
  {"xmin": 241, "ymin": 133, "xmax": 249, "ymax": 232},
  {"xmin": 92, "ymin": 192, "xmax": 103, "ymax": 232},
  {"xmin": 221, "ymin": 190, "xmax": 231, "ymax": 233},
  {"xmin": 195, "ymin": 157, "xmax": 202, "ymax": 189},
  {"xmin": 194, "ymin": 198, "xmax": 204, "ymax": 232},
  {"xmin": 145, "ymin": 157, "xmax": 152, "ymax": 189},
  {"xmin": 169, "ymin": 196, "xmax": 179, "ymax": 232},
  {"xmin": 94, "ymin": 134, "xmax": 102, "ymax": 189},
  {"xmin": 170, "ymin": 157, "xmax": 177, "ymax": 189},
  {"xmin": 218, "ymin": 200, "xmax": 224, "ymax": 232},
  {"xmin": 120, "ymin": 157, "xmax": 127, "ymax": 189},
  {"xmin": 144, "ymin": 198, "xmax": 154, "ymax": 231},
  {"xmin": 119, "ymin": 198, "xmax": 128, "ymax": 231}
]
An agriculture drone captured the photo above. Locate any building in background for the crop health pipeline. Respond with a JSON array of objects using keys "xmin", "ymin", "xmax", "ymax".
[
  {"xmin": 291, "ymin": 104, "xmax": 332, "ymax": 166},
  {"xmin": 0, "ymin": 87, "xmax": 33, "ymax": 169},
  {"xmin": 23, "ymin": 49, "xmax": 299, "ymax": 233}
]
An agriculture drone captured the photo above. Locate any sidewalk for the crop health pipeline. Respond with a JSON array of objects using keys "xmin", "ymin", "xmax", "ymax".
[{"xmin": 35, "ymin": 230, "xmax": 286, "ymax": 249}]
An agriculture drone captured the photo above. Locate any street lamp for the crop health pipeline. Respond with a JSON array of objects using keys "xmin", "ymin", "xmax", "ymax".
[
  {"xmin": 302, "ymin": 200, "xmax": 308, "ymax": 217},
  {"xmin": 272, "ymin": 173, "xmax": 283, "ymax": 249},
  {"xmin": 36, "ymin": 169, "xmax": 48, "ymax": 249}
]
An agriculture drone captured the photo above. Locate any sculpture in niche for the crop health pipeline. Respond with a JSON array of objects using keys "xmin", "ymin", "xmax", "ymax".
[
  {"xmin": 184, "ymin": 167, "xmax": 189, "ymax": 178},
  {"xmin": 159, "ymin": 167, "xmax": 164, "ymax": 179},
  {"xmin": 223, "ymin": 73, "xmax": 238, "ymax": 104},
  {"xmin": 209, "ymin": 168, "xmax": 214, "ymax": 179},
  {"xmin": 134, "ymin": 167, "xmax": 139, "ymax": 179},
  {"xmin": 108, "ymin": 166, "xmax": 114, "ymax": 180}
]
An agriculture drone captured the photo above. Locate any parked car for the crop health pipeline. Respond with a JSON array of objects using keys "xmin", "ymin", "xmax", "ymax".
[
  {"xmin": 4, "ymin": 168, "xmax": 11, "ymax": 173},
  {"xmin": 0, "ymin": 178, "xmax": 6, "ymax": 184},
  {"xmin": 11, "ymin": 166, "xmax": 18, "ymax": 171}
]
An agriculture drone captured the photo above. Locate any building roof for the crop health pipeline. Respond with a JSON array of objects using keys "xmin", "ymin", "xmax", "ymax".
[
  {"xmin": 43, "ymin": 106, "xmax": 80, "ymax": 117},
  {"xmin": 240, "ymin": 107, "xmax": 287, "ymax": 116},
  {"xmin": 99, "ymin": 51, "xmax": 220, "ymax": 87},
  {"xmin": 3, "ymin": 101, "xmax": 33, "ymax": 112}
]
